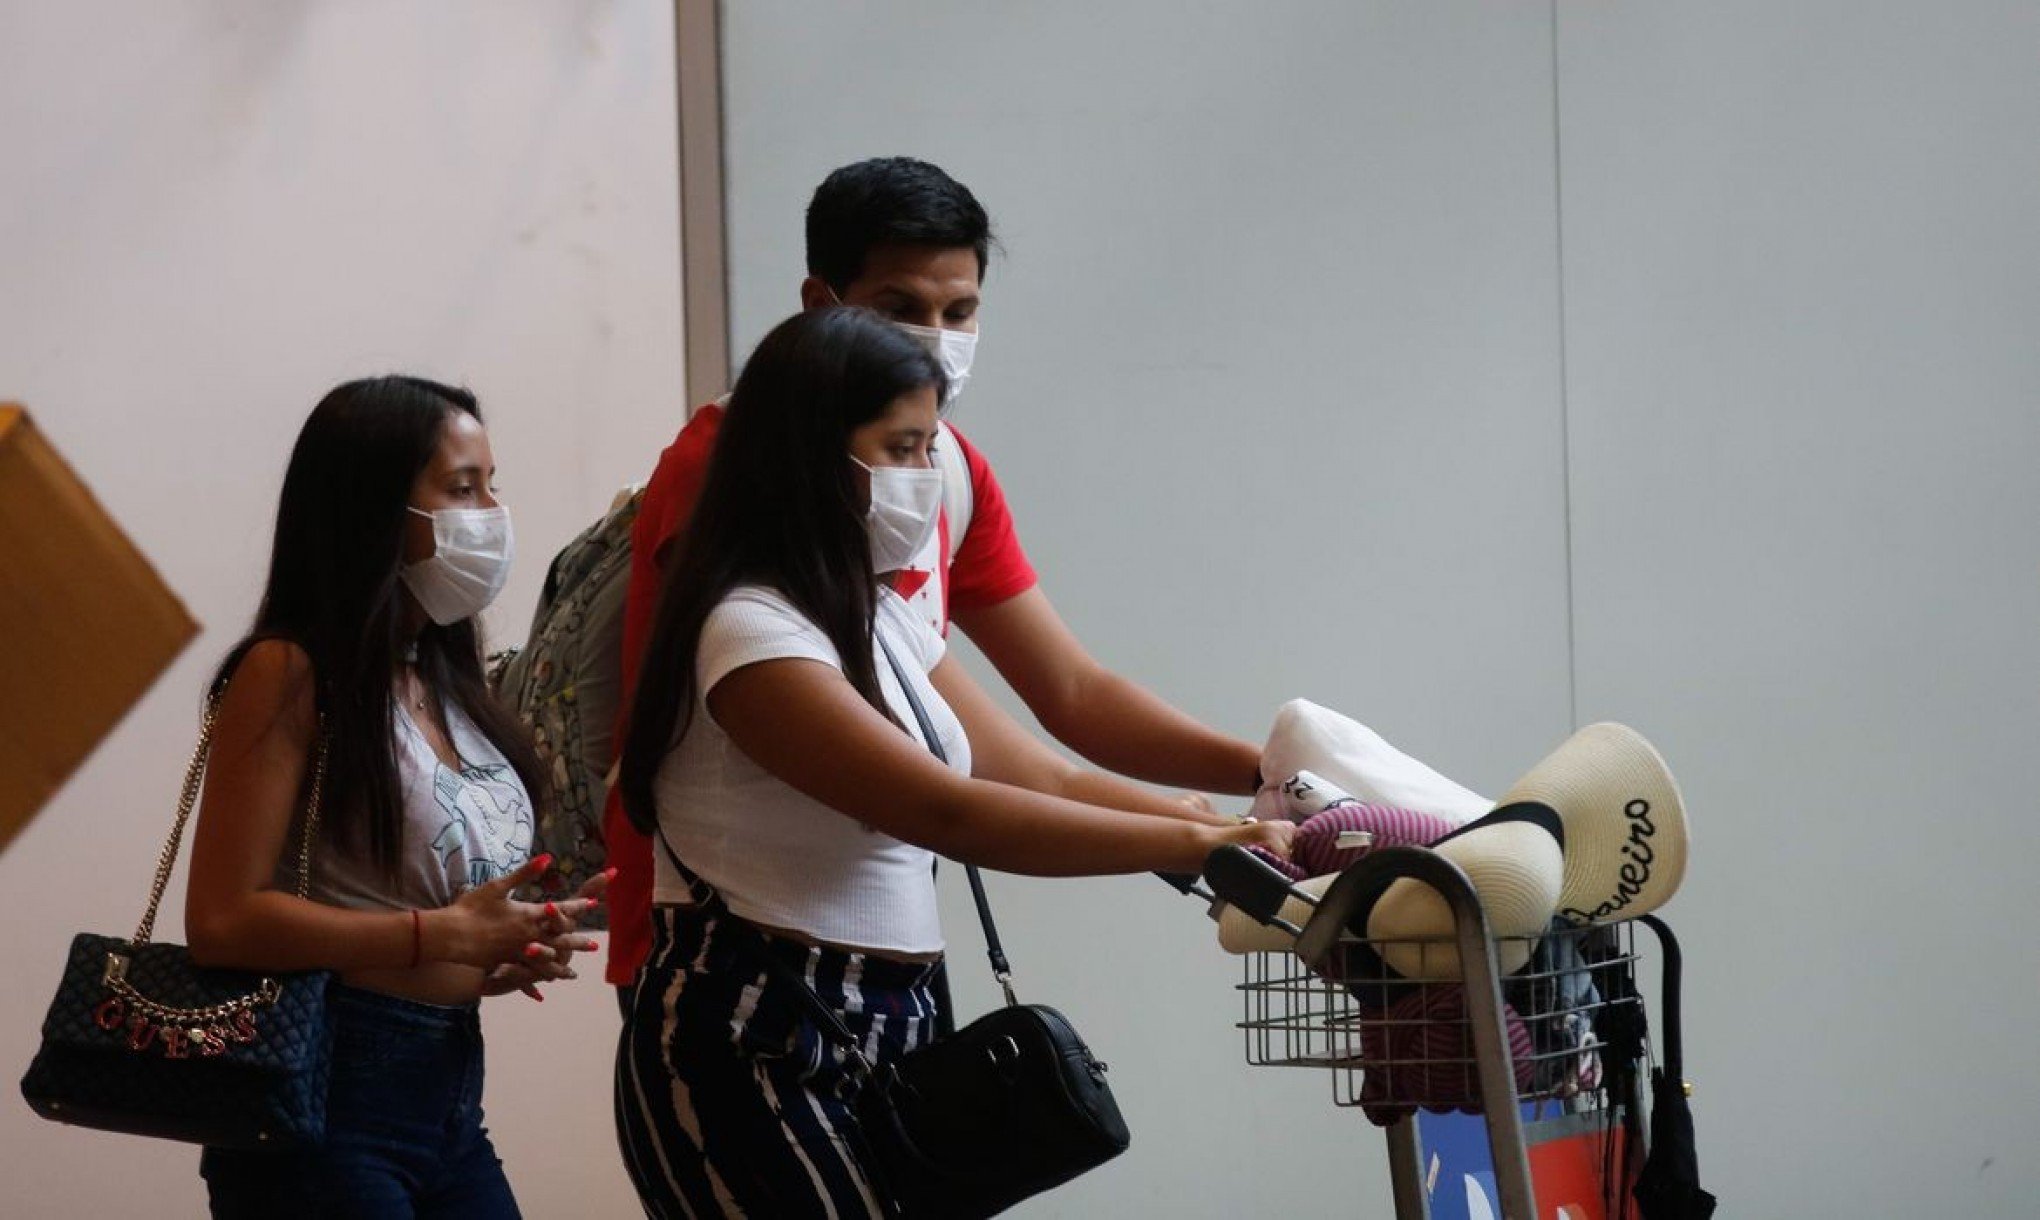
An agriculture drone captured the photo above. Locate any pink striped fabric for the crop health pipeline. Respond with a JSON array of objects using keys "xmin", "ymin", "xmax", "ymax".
[
  {"xmin": 1357, "ymin": 983, "xmax": 1536, "ymax": 1127},
  {"xmin": 1293, "ymin": 801, "xmax": 1459, "ymax": 877},
  {"xmin": 1247, "ymin": 801, "xmax": 1460, "ymax": 882},
  {"xmin": 1245, "ymin": 846, "xmax": 1307, "ymax": 880}
]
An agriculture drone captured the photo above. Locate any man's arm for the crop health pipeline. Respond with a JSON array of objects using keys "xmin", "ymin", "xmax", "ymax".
[{"xmin": 952, "ymin": 586, "xmax": 1262, "ymax": 798}]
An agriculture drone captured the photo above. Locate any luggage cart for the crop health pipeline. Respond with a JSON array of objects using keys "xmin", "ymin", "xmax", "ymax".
[{"xmin": 1203, "ymin": 845, "xmax": 1658, "ymax": 1220}]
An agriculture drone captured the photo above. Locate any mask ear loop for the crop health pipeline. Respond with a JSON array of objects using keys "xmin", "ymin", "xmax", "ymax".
[
  {"xmin": 848, "ymin": 454, "xmax": 877, "ymax": 515},
  {"xmin": 403, "ymin": 505, "xmax": 442, "ymax": 565}
]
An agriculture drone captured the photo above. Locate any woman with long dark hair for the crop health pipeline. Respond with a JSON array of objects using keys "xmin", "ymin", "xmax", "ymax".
[
  {"xmin": 613, "ymin": 308, "xmax": 1293, "ymax": 1217},
  {"xmin": 185, "ymin": 376, "xmax": 604, "ymax": 1217}
]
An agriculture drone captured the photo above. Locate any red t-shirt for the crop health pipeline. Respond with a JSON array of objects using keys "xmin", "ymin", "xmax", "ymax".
[{"xmin": 602, "ymin": 403, "xmax": 1036, "ymax": 983}]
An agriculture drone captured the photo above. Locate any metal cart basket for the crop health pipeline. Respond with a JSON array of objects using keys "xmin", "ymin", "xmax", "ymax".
[{"xmin": 1205, "ymin": 845, "xmax": 1660, "ymax": 1220}]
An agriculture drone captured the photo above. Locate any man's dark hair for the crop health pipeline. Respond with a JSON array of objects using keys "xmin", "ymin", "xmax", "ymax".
[{"xmin": 805, "ymin": 157, "xmax": 995, "ymax": 290}]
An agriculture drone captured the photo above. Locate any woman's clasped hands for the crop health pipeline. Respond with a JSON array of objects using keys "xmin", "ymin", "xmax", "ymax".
[{"xmin": 418, "ymin": 853, "xmax": 616, "ymax": 1001}]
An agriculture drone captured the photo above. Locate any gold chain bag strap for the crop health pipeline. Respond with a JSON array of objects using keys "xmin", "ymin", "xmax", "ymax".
[{"xmin": 20, "ymin": 694, "xmax": 338, "ymax": 1149}]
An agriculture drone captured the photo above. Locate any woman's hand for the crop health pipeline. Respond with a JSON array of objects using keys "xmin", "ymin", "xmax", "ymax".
[
  {"xmin": 480, "ymin": 963, "xmax": 547, "ymax": 1001},
  {"xmin": 477, "ymin": 866, "xmax": 615, "ymax": 1000},
  {"xmin": 524, "ymin": 868, "xmax": 614, "ymax": 983},
  {"xmin": 1209, "ymin": 816, "xmax": 1297, "ymax": 861},
  {"xmin": 422, "ymin": 855, "xmax": 587, "ymax": 970}
]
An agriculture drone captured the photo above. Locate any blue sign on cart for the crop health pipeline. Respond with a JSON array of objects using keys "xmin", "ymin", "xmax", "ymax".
[
  {"xmin": 1417, "ymin": 1108, "xmax": 1631, "ymax": 1220},
  {"xmin": 1418, "ymin": 1109, "xmax": 1515, "ymax": 1220}
]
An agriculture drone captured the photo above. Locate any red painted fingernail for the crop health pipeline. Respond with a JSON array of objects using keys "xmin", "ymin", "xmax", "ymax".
[
  {"xmin": 544, "ymin": 902, "xmax": 559, "ymax": 919},
  {"xmin": 603, "ymin": 867, "xmax": 618, "ymax": 880},
  {"xmin": 586, "ymin": 940, "xmax": 600, "ymax": 952},
  {"xmin": 586, "ymin": 897, "xmax": 602, "ymax": 910},
  {"xmin": 524, "ymin": 944, "xmax": 545, "ymax": 959},
  {"xmin": 531, "ymin": 854, "xmax": 554, "ymax": 872},
  {"xmin": 527, "ymin": 990, "xmax": 544, "ymax": 1003}
]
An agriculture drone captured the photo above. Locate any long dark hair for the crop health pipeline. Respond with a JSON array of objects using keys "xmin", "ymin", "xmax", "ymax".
[
  {"xmin": 619, "ymin": 307, "xmax": 946, "ymax": 832},
  {"xmin": 214, "ymin": 376, "xmax": 549, "ymax": 877}
]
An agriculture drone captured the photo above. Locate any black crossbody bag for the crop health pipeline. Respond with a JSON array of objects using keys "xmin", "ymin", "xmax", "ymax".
[{"xmin": 658, "ymin": 637, "xmax": 1130, "ymax": 1218}]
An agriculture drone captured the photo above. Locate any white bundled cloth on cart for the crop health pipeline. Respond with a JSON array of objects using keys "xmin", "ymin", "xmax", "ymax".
[{"xmin": 1248, "ymin": 698, "xmax": 1490, "ymax": 826}]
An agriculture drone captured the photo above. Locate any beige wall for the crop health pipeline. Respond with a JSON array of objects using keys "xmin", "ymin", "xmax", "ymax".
[{"xmin": 0, "ymin": 3, "xmax": 682, "ymax": 1213}]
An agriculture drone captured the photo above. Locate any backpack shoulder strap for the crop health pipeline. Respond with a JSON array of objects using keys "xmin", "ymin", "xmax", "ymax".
[{"xmin": 934, "ymin": 421, "xmax": 973, "ymax": 562}]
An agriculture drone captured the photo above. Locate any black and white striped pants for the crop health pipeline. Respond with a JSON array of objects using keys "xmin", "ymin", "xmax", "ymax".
[{"xmin": 614, "ymin": 905, "xmax": 941, "ymax": 1218}]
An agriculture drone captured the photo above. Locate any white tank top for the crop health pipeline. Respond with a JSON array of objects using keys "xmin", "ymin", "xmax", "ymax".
[{"xmin": 287, "ymin": 700, "xmax": 536, "ymax": 911}]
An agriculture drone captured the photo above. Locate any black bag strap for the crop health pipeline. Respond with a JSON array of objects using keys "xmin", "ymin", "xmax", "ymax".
[
  {"xmin": 875, "ymin": 634, "xmax": 1017, "ymax": 1005},
  {"xmin": 1638, "ymin": 914, "xmax": 1685, "ymax": 1078},
  {"xmin": 1633, "ymin": 913, "xmax": 1716, "ymax": 1216}
]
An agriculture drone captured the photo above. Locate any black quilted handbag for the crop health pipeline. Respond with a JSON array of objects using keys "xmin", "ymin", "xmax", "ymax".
[{"xmin": 20, "ymin": 699, "xmax": 334, "ymax": 1149}]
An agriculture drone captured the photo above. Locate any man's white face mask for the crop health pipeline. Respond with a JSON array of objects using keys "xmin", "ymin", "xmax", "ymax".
[
  {"xmin": 891, "ymin": 321, "xmax": 975, "ymax": 410},
  {"xmin": 823, "ymin": 287, "xmax": 978, "ymax": 410}
]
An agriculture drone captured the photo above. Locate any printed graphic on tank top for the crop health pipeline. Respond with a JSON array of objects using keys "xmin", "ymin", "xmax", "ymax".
[{"xmin": 294, "ymin": 701, "xmax": 536, "ymax": 911}]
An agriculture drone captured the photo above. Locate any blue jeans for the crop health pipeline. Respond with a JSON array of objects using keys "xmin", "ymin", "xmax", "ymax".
[{"xmin": 201, "ymin": 984, "xmax": 520, "ymax": 1219}]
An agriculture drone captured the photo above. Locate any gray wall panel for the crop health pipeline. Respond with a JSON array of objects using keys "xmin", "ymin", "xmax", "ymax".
[
  {"xmin": 1559, "ymin": 3, "xmax": 2040, "ymax": 1214},
  {"xmin": 723, "ymin": 3, "xmax": 1570, "ymax": 1213}
]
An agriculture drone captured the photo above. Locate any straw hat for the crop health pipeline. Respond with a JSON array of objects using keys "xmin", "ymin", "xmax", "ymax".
[
  {"xmin": 1498, "ymin": 722, "xmax": 1687, "ymax": 925},
  {"xmin": 1364, "ymin": 803, "xmax": 1566, "ymax": 979},
  {"xmin": 1216, "ymin": 872, "xmax": 1337, "ymax": 954}
]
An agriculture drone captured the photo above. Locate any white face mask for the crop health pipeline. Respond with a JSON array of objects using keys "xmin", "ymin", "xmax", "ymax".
[
  {"xmin": 400, "ymin": 506, "xmax": 514, "ymax": 625},
  {"xmin": 821, "ymin": 288, "xmax": 977, "ymax": 409},
  {"xmin": 852, "ymin": 457, "xmax": 942, "ymax": 574},
  {"xmin": 893, "ymin": 321, "xmax": 976, "ymax": 410}
]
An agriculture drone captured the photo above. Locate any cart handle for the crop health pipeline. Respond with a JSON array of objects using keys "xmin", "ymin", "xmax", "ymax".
[{"xmin": 1201, "ymin": 845, "xmax": 1311, "ymax": 931}]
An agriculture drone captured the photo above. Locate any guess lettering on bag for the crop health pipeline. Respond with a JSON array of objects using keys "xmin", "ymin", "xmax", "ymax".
[{"xmin": 89, "ymin": 967, "xmax": 266, "ymax": 1059}]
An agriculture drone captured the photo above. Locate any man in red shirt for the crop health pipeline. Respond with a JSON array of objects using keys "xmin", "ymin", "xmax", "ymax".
[{"xmin": 603, "ymin": 157, "xmax": 1263, "ymax": 994}]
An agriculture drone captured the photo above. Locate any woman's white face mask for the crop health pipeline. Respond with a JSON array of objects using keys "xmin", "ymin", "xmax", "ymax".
[
  {"xmin": 400, "ymin": 505, "xmax": 514, "ymax": 624},
  {"xmin": 851, "ymin": 457, "xmax": 942, "ymax": 573}
]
